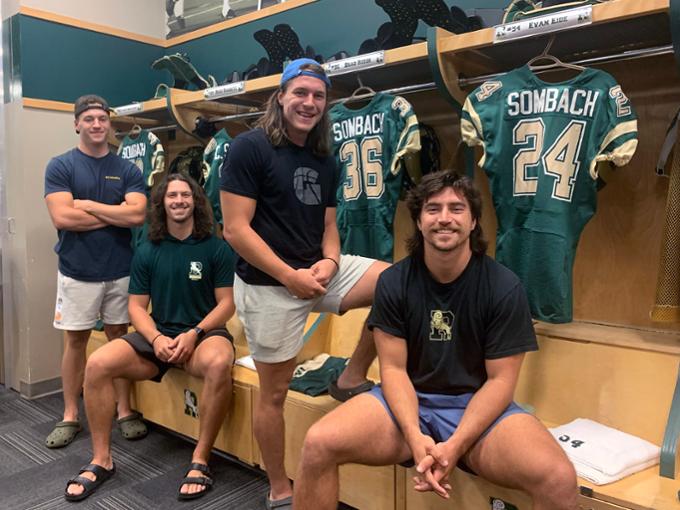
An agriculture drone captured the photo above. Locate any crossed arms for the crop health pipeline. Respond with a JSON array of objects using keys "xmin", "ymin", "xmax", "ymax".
[
  {"xmin": 45, "ymin": 191, "xmax": 146, "ymax": 231},
  {"xmin": 375, "ymin": 327, "xmax": 524, "ymax": 499}
]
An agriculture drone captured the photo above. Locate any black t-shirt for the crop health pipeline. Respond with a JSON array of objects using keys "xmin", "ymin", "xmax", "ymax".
[
  {"xmin": 367, "ymin": 254, "xmax": 538, "ymax": 395},
  {"xmin": 220, "ymin": 128, "xmax": 340, "ymax": 285}
]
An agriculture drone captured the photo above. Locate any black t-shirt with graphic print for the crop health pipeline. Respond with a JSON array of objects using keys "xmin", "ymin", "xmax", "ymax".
[
  {"xmin": 367, "ymin": 253, "xmax": 538, "ymax": 395},
  {"xmin": 221, "ymin": 128, "xmax": 340, "ymax": 285}
]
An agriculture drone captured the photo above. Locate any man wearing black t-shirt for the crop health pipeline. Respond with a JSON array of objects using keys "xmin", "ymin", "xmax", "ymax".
[
  {"xmin": 220, "ymin": 59, "xmax": 388, "ymax": 509},
  {"xmin": 294, "ymin": 171, "xmax": 578, "ymax": 510}
]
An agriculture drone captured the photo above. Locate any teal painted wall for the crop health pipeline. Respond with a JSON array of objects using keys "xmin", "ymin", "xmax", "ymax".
[
  {"xmin": 19, "ymin": 15, "xmax": 163, "ymax": 106},
  {"xmin": 16, "ymin": 0, "xmax": 509, "ymax": 104}
]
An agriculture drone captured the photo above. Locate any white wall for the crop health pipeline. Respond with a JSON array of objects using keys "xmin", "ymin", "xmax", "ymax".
[
  {"xmin": 3, "ymin": 103, "xmax": 76, "ymax": 393},
  {"xmin": 5, "ymin": 0, "xmax": 166, "ymax": 39}
]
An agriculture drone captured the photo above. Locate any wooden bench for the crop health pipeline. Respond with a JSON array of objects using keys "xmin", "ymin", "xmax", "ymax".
[{"xmin": 90, "ymin": 315, "xmax": 680, "ymax": 510}]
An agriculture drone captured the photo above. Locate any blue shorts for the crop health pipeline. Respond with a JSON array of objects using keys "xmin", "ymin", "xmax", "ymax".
[{"xmin": 367, "ymin": 385, "xmax": 528, "ymax": 470}]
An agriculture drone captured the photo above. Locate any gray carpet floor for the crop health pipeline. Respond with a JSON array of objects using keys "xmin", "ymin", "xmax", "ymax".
[{"xmin": 0, "ymin": 385, "xmax": 354, "ymax": 509}]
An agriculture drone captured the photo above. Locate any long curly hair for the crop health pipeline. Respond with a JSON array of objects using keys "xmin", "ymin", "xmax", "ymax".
[
  {"xmin": 255, "ymin": 62, "xmax": 331, "ymax": 157},
  {"xmin": 148, "ymin": 173, "xmax": 214, "ymax": 243},
  {"xmin": 405, "ymin": 170, "xmax": 488, "ymax": 257}
]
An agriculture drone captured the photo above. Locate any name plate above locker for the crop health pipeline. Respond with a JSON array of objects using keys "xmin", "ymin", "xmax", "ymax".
[
  {"xmin": 494, "ymin": 5, "xmax": 592, "ymax": 43},
  {"xmin": 204, "ymin": 81, "xmax": 246, "ymax": 100},
  {"xmin": 323, "ymin": 51, "xmax": 385, "ymax": 76},
  {"xmin": 113, "ymin": 102, "xmax": 144, "ymax": 116}
]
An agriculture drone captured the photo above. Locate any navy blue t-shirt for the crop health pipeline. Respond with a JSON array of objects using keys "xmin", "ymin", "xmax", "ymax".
[
  {"xmin": 220, "ymin": 128, "xmax": 340, "ymax": 285},
  {"xmin": 368, "ymin": 254, "xmax": 538, "ymax": 395},
  {"xmin": 44, "ymin": 148, "xmax": 145, "ymax": 281}
]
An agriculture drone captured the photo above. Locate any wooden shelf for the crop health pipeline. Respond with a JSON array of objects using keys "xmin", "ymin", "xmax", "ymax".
[
  {"xmin": 108, "ymin": 41, "xmax": 434, "ymax": 132},
  {"xmin": 431, "ymin": 0, "xmax": 671, "ymax": 104}
]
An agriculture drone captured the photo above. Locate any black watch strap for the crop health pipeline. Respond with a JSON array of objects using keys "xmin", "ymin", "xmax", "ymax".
[{"xmin": 192, "ymin": 326, "xmax": 205, "ymax": 340}]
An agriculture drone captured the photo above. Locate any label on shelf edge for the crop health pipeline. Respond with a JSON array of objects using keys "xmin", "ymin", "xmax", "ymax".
[
  {"xmin": 112, "ymin": 102, "xmax": 144, "ymax": 116},
  {"xmin": 323, "ymin": 51, "xmax": 385, "ymax": 76},
  {"xmin": 493, "ymin": 5, "xmax": 592, "ymax": 43},
  {"xmin": 204, "ymin": 81, "xmax": 246, "ymax": 100}
]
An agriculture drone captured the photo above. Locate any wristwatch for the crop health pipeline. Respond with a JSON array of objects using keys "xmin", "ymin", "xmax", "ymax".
[{"xmin": 192, "ymin": 326, "xmax": 205, "ymax": 340}]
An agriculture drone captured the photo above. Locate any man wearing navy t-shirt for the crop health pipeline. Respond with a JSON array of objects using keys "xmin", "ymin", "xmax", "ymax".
[
  {"xmin": 294, "ymin": 171, "xmax": 578, "ymax": 510},
  {"xmin": 44, "ymin": 95, "xmax": 147, "ymax": 449}
]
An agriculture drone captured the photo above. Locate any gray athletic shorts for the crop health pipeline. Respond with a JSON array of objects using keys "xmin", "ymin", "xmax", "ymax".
[
  {"xmin": 53, "ymin": 271, "xmax": 129, "ymax": 330},
  {"xmin": 234, "ymin": 254, "xmax": 376, "ymax": 363}
]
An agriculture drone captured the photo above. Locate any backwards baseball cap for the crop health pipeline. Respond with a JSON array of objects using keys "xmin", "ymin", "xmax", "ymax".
[
  {"xmin": 281, "ymin": 58, "xmax": 331, "ymax": 88},
  {"xmin": 74, "ymin": 94, "xmax": 111, "ymax": 118}
]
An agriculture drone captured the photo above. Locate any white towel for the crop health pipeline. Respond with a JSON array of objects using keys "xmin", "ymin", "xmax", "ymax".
[
  {"xmin": 549, "ymin": 418, "xmax": 660, "ymax": 485},
  {"xmin": 235, "ymin": 355, "xmax": 256, "ymax": 371}
]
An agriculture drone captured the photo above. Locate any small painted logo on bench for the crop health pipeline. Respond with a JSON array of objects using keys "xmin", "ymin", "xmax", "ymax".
[
  {"xmin": 429, "ymin": 310, "xmax": 454, "ymax": 341},
  {"xmin": 184, "ymin": 389, "xmax": 199, "ymax": 418},
  {"xmin": 490, "ymin": 497, "xmax": 518, "ymax": 510},
  {"xmin": 189, "ymin": 261, "xmax": 203, "ymax": 281}
]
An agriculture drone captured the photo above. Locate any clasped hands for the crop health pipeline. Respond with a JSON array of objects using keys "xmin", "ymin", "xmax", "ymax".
[
  {"xmin": 152, "ymin": 331, "xmax": 197, "ymax": 365},
  {"xmin": 412, "ymin": 433, "xmax": 457, "ymax": 499},
  {"xmin": 284, "ymin": 258, "xmax": 338, "ymax": 299}
]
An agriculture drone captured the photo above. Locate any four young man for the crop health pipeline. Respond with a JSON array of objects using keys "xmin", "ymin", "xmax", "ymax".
[{"xmin": 48, "ymin": 59, "xmax": 578, "ymax": 508}]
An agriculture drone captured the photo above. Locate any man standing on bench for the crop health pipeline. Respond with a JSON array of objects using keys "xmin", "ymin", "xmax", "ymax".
[
  {"xmin": 294, "ymin": 171, "xmax": 579, "ymax": 510},
  {"xmin": 64, "ymin": 174, "xmax": 236, "ymax": 502},
  {"xmin": 220, "ymin": 59, "xmax": 388, "ymax": 509},
  {"xmin": 44, "ymin": 95, "xmax": 147, "ymax": 449}
]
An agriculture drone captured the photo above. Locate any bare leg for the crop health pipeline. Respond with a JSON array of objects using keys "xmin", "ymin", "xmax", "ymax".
[
  {"xmin": 335, "ymin": 261, "xmax": 389, "ymax": 389},
  {"xmin": 253, "ymin": 357, "xmax": 297, "ymax": 501},
  {"xmin": 61, "ymin": 329, "xmax": 91, "ymax": 421},
  {"xmin": 464, "ymin": 413, "xmax": 578, "ymax": 510},
  {"xmin": 180, "ymin": 336, "xmax": 235, "ymax": 496},
  {"xmin": 294, "ymin": 393, "xmax": 411, "ymax": 510},
  {"xmin": 103, "ymin": 323, "xmax": 135, "ymax": 418},
  {"xmin": 335, "ymin": 320, "xmax": 376, "ymax": 388},
  {"xmin": 66, "ymin": 339, "xmax": 157, "ymax": 497}
]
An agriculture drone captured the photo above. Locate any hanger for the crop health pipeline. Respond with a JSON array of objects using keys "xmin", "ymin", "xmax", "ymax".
[
  {"xmin": 344, "ymin": 75, "xmax": 376, "ymax": 104},
  {"xmin": 527, "ymin": 35, "xmax": 585, "ymax": 72},
  {"xmin": 128, "ymin": 124, "xmax": 143, "ymax": 139}
]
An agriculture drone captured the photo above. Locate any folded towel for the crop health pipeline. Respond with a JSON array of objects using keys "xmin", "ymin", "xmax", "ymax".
[{"xmin": 550, "ymin": 418, "xmax": 660, "ymax": 485}]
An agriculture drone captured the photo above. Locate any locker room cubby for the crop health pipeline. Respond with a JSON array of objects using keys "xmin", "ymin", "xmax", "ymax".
[{"xmin": 20, "ymin": 0, "xmax": 680, "ymax": 508}]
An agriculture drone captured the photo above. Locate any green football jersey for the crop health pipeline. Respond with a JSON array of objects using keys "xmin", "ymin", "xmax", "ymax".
[
  {"xmin": 117, "ymin": 129, "xmax": 165, "ymax": 195},
  {"xmin": 461, "ymin": 65, "xmax": 638, "ymax": 323},
  {"xmin": 202, "ymin": 128, "xmax": 232, "ymax": 226},
  {"xmin": 117, "ymin": 129, "xmax": 165, "ymax": 249},
  {"xmin": 330, "ymin": 93, "xmax": 420, "ymax": 262}
]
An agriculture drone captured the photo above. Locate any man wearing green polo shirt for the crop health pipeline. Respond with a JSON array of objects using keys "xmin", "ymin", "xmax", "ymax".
[{"xmin": 64, "ymin": 173, "xmax": 236, "ymax": 502}]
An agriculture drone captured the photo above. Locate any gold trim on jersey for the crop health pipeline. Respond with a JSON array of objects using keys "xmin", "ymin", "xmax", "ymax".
[
  {"xmin": 461, "ymin": 99, "xmax": 487, "ymax": 168},
  {"xmin": 591, "ymin": 120, "xmax": 638, "ymax": 178},
  {"xmin": 390, "ymin": 116, "xmax": 421, "ymax": 176}
]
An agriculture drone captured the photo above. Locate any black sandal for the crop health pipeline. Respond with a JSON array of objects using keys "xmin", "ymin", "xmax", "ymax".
[
  {"xmin": 64, "ymin": 462, "xmax": 116, "ymax": 502},
  {"xmin": 177, "ymin": 462, "xmax": 213, "ymax": 501}
]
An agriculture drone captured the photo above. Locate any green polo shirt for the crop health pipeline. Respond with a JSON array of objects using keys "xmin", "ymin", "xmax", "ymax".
[{"xmin": 129, "ymin": 234, "xmax": 234, "ymax": 337}]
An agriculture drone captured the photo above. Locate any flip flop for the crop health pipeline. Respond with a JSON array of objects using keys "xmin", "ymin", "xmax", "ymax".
[
  {"xmin": 64, "ymin": 462, "xmax": 116, "ymax": 501},
  {"xmin": 45, "ymin": 420, "xmax": 82, "ymax": 449},
  {"xmin": 117, "ymin": 411, "xmax": 148, "ymax": 440},
  {"xmin": 328, "ymin": 380, "xmax": 375, "ymax": 402},
  {"xmin": 177, "ymin": 462, "xmax": 213, "ymax": 501},
  {"xmin": 265, "ymin": 494, "xmax": 293, "ymax": 509}
]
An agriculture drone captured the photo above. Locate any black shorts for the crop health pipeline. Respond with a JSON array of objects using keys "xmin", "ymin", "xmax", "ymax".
[{"xmin": 121, "ymin": 328, "xmax": 234, "ymax": 382}]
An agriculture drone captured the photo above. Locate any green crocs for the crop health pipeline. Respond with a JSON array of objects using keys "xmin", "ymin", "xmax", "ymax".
[
  {"xmin": 45, "ymin": 420, "xmax": 82, "ymax": 449},
  {"xmin": 117, "ymin": 411, "xmax": 148, "ymax": 440}
]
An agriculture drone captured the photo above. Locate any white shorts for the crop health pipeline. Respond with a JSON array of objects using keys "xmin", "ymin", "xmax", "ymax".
[
  {"xmin": 234, "ymin": 254, "xmax": 376, "ymax": 363},
  {"xmin": 53, "ymin": 271, "xmax": 130, "ymax": 331}
]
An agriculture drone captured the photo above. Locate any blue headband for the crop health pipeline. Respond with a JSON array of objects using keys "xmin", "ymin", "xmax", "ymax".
[{"xmin": 281, "ymin": 58, "xmax": 331, "ymax": 88}]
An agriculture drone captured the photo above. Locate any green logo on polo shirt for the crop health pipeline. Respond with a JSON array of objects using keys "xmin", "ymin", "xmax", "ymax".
[{"xmin": 189, "ymin": 261, "xmax": 203, "ymax": 281}]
